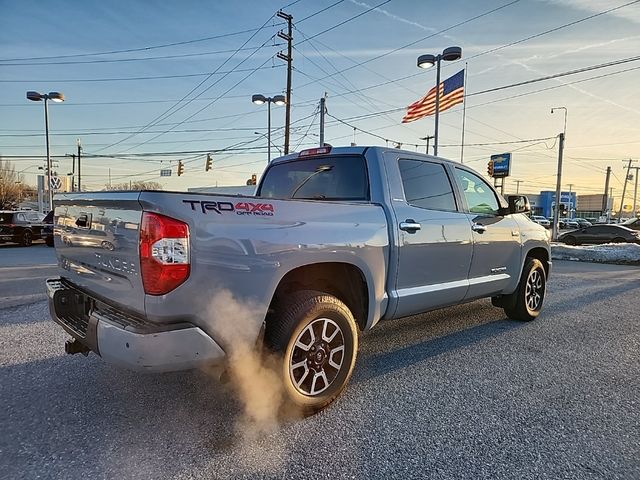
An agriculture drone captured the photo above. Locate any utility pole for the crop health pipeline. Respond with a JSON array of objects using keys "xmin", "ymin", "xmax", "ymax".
[
  {"xmin": 567, "ymin": 183, "xmax": 574, "ymax": 218},
  {"xmin": 552, "ymin": 132, "xmax": 565, "ymax": 241},
  {"xmin": 515, "ymin": 180, "xmax": 523, "ymax": 194},
  {"xmin": 419, "ymin": 135, "xmax": 435, "ymax": 154},
  {"xmin": 618, "ymin": 159, "xmax": 634, "ymax": 221},
  {"xmin": 630, "ymin": 166, "xmax": 640, "ymax": 217},
  {"xmin": 602, "ymin": 166, "xmax": 611, "ymax": 215},
  {"xmin": 277, "ymin": 10, "xmax": 293, "ymax": 155},
  {"xmin": 77, "ymin": 138, "xmax": 82, "ymax": 192},
  {"xmin": 319, "ymin": 95, "xmax": 326, "ymax": 147}
]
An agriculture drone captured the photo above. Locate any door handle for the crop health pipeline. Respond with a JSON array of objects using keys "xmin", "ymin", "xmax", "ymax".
[
  {"xmin": 399, "ymin": 220, "xmax": 421, "ymax": 232},
  {"xmin": 471, "ymin": 223, "xmax": 487, "ymax": 234}
]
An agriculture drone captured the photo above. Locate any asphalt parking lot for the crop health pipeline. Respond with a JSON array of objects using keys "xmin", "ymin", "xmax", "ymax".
[{"xmin": 0, "ymin": 258, "xmax": 638, "ymax": 479}]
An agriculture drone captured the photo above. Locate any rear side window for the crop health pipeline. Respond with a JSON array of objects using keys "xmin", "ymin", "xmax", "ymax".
[
  {"xmin": 0, "ymin": 213, "xmax": 16, "ymax": 224},
  {"xmin": 398, "ymin": 159, "xmax": 457, "ymax": 211},
  {"xmin": 258, "ymin": 155, "xmax": 369, "ymax": 200}
]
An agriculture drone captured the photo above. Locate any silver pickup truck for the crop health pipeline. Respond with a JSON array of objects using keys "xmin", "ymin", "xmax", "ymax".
[{"xmin": 47, "ymin": 146, "xmax": 550, "ymax": 414}]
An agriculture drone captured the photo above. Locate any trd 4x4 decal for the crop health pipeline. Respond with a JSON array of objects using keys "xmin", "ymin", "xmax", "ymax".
[{"xmin": 183, "ymin": 199, "xmax": 275, "ymax": 216}]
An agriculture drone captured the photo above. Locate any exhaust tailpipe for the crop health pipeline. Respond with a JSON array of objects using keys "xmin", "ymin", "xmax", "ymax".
[{"xmin": 65, "ymin": 339, "xmax": 90, "ymax": 356}]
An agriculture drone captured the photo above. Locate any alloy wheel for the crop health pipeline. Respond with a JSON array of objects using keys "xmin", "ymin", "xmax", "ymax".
[
  {"xmin": 289, "ymin": 317, "xmax": 345, "ymax": 396},
  {"xmin": 525, "ymin": 269, "xmax": 544, "ymax": 312}
]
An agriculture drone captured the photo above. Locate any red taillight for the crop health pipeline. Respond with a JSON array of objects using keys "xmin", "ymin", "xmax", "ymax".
[
  {"xmin": 140, "ymin": 212, "xmax": 190, "ymax": 295},
  {"xmin": 299, "ymin": 146, "xmax": 332, "ymax": 157}
]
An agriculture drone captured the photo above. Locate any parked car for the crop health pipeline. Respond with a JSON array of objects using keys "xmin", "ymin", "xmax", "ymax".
[
  {"xmin": 47, "ymin": 145, "xmax": 551, "ymax": 415},
  {"xmin": 531, "ymin": 215, "xmax": 550, "ymax": 228},
  {"xmin": 42, "ymin": 210, "xmax": 54, "ymax": 247},
  {"xmin": 573, "ymin": 218, "xmax": 593, "ymax": 228},
  {"xmin": 563, "ymin": 218, "xmax": 580, "ymax": 230},
  {"xmin": 558, "ymin": 224, "xmax": 640, "ymax": 245},
  {"xmin": 0, "ymin": 210, "xmax": 46, "ymax": 246},
  {"xmin": 622, "ymin": 218, "xmax": 640, "ymax": 231}
]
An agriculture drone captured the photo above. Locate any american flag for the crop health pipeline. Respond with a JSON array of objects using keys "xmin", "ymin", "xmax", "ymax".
[{"xmin": 402, "ymin": 69, "xmax": 465, "ymax": 124}]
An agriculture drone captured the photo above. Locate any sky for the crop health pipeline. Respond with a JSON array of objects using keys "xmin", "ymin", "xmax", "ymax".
[{"xmin": 1, "ymin": 0, "xmax": 640, "ymax": 202}]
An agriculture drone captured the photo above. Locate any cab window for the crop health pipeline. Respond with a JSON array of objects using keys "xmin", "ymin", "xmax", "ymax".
[
  {"xmin": 399, "ymin": 159, "xmax": 457, "ymax": 211},
  {"xmin": 454, "ymin": 168, "xmax": 499, "ymax": 215}
]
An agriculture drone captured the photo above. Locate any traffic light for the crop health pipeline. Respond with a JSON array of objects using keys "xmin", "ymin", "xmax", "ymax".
[
  {"xmin": 177, "ymin": 160, "xmax": 184, "ymax": 176},
  {"xmin": 205, "ymin": 153, "xmax": 213, "ymax": 172},
  {"xmin": 487, "ymin": 160, "xmax": 494, "ymax": 177}
]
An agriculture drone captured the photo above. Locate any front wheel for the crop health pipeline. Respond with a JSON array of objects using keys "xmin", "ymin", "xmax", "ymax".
[
  {"xmin": 504, "ymin": 258, "xmax": 547, "ymax": 322},
  {"xmin": 265, "ymin": 290, "xmax": 358, "ymax": 416}
]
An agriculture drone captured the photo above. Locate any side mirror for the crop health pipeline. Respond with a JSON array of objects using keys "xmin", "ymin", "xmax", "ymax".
[{"xmin": 501, "ymin": 195, "xmax": 530, "ymax": 215}]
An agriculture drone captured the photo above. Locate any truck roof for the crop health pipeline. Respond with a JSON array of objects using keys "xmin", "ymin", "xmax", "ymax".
[{"xmin": 270, "ymin": 145, "xmax": 462, "ymax": 166}]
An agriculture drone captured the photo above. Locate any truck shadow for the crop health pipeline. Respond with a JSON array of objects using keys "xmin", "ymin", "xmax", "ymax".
[{"xmin": 355, "ymin": 300, "xmax": 523, "ymax": 383}]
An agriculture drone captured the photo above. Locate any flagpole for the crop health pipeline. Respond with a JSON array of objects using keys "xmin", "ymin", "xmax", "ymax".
[
  {"xmin": 434, "ymin": 57, "xmax": 442, "ymax": 156},
  {"xmin": 460, "ymin": 63, "xmax": 468, "ymax": 164}
]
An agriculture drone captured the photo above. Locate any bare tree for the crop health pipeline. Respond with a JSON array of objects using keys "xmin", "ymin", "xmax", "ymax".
[
  {"xmin": 0, "ymin": 157, "xmax": 26, "ymax": 209},
  {"xmin": 104, "ymin": 180, "xmax": 163, "ymax": 191}
]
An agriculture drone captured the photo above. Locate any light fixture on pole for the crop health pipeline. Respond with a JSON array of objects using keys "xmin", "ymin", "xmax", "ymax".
[
  {"xmin": 550, "ymin": 106, "xmax": 567, "ymax": 241},
  {"xmin": 26, "ymin": 91, "xmax": 65, "ymax": 212},
  {"xmin": 416, "ymin": 46, "xmax": 462, "ymax": 156},
  {"xmin": 252, "ymin": 94, "xmax": 286, "ymax": 163}
]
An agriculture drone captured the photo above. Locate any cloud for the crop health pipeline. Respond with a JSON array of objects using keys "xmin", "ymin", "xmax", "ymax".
[{"xmin": 541, "ymin": 0, "xmax": 640, "ymax": 24}]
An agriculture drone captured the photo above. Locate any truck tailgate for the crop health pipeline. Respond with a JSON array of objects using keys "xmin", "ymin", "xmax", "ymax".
[{"xmin": 54, "ymin": 192, "xmax": 146, "ymax": 315}]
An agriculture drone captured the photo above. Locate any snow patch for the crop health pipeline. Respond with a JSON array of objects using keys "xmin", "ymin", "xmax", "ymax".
[{"xmin": 551, "ymin": 242, "xmax": 640, "ymax": 265}]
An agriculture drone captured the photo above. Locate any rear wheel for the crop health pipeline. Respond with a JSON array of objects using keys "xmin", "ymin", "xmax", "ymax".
[
  {"xmin": 265, "ymin": 290, "xmax": 358, "ymax": 416},
  {"xmin": 503, "ymin": 257, "xmax": 546, "ymax": 322},
  {"xmin": 21, "ymin": 230, "xmax": 33, "ymax": 247}
]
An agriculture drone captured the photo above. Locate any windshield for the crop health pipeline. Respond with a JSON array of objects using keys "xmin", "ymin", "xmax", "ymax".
[{"xmin": 257, "ymin": 155, "xmax": 369, "ymax": 201}]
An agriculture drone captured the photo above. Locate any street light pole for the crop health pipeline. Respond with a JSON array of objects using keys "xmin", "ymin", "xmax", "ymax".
[
  {"xmin": 268, "ymin": 100, "xmax": 272, "ymax": 164},
  {"xmin": 434, "ymin": 57, "xmax": 442, "ymax": 156},
  {"xmin": 417, "ymin": 46, "xmax": 462, "ymax": 157},
  {"xmin": 27, "ymin": 91, "xmax": 64, "ymax": 212},
  {"xmin": 44, "ymin": 96, "xmax": 53, "ymax": 211},
  {"xmin": 252, "ymin": 94, "xmax": 286, "ymax": 164}
]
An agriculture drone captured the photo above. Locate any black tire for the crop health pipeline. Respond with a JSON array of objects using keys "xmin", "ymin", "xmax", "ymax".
[
  {"xmin": 503, "ymin": 257, "xmax": 546, "ymax": 322},
  {"xmin": 46, "ymin": 237, "xmax": 54, "ymax": 247},
  {"xmin": 21, "ymin": 230, "xmax": 33, "ymax": 247},
  {"xmin": 265, "ymin": 290, "xmax": 358, "ymax": 416},
  {"xmin": 564, "ymin": 235, "xmax": 577, "ymax": 246},
  {"xmin": 611, "ymin": 237, "xmax": 625, "ymax": 243}
]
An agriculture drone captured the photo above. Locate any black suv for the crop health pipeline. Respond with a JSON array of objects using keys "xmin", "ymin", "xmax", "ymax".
[{"xmin": 0, "ymin": 210, "xmax": 46, "ymax": 246}]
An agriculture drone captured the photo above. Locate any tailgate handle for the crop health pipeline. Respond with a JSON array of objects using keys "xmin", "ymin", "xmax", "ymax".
[{"xmin": 75, "ymin": 214, "xmax": 91, "ymax": 228}]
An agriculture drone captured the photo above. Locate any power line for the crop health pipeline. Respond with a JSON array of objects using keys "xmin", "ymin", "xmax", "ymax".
[
  {"xmin": 0, "ymin": 26, "xmax": 280, "ymax": 62},
  {"xmin": 0, "ymin": 64, "xmax": 282, "ymax": 83},
  {"xmin": 0, "ymin": 45, "xmax": 285, "ymax": 66},
  {"xmin": 467, "ymin": 54, "xmax": 640, "ymax": 97},
  {"xmin": 94, "ymin": 22, "xmax": 279, "ymax": 154},
  {"xmin": 295, "ymin": 0, "xmax": 521, "ymax": 90},
  {"xmin": 296, "ymin": 0, "xmax": 391, "ymax": 44}
]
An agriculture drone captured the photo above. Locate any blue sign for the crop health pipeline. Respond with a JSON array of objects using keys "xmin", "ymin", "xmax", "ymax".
[{"xmin": 490, "ymin": 153, "xmax": 511, "ymax": 178}]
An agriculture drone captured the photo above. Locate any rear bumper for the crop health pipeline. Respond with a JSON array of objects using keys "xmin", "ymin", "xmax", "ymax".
[{"xmin": 46, "ymin": 278, "xmax": 226, "ymax": 372}]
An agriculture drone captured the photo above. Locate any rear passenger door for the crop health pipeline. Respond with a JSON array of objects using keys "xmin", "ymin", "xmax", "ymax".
[
  {"xmin": 452, "ymin": 167, "xmax": 522, "ymax": 299},
  {"xmin": 392, "ymin": 158, "xmax": 474, "ymax": 317}
]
